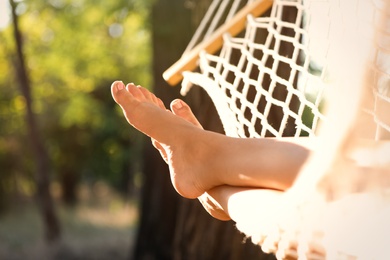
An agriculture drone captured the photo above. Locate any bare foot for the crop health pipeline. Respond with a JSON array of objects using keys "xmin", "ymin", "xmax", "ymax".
[
  {"xmin": 111, "ymin": 81, "xmax": 188, "ymax": 143},
  {"xmin": 152, "ymin": 98, "xmax": 231, "ymax": 220},
  {"xmin": 169, "ymin": 100, "xmax": 231, "ymax": 220},
  {"xmin": 111, "ymin": 81, "xmax": 219, "ymax": 199}
]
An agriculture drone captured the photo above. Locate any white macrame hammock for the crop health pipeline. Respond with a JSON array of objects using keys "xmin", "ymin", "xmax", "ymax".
[{"xmin": 164, "ymin": 0, "xmax": 390, "ymax": 259}]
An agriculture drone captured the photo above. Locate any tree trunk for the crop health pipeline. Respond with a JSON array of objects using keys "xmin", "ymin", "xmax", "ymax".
[
  {"xmin": 132, "ymin": 0, "xmax": 187, "ymax": 258},
  {"xmin": 60, "ymin": 168, "xmax": 78, "ymax": 206},
  {"xmin": 9, "ymin": 0, "xmax": 61, "ymax": 243}
]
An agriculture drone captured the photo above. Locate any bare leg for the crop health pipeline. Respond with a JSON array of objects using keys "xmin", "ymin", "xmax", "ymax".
[{"xmin": 111, "ymin": 81, "xmax": 310, "ymax": 198}]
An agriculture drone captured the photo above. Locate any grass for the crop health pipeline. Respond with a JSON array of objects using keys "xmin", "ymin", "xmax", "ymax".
[{"xmin": 0, "ymin": 182, "xmax": 138, "ymax": 260}]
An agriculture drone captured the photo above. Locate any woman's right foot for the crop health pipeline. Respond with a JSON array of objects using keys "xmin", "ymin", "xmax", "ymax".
[{"xmin": 111, "ymin": 81, "xmax": 219, "ymax": 198}]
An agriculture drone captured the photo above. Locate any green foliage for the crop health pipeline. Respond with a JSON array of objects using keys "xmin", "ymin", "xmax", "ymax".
[{"xmin": 0, "ymin": 0, "xmax": 152, "ymax": 203}]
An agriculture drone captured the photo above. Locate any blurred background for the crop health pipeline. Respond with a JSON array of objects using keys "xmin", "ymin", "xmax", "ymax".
[{"xmin": 0, "ymin": 0, "xmax": 275, "ymax": 259}]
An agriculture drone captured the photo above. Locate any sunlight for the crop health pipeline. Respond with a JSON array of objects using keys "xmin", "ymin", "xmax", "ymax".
[{"xmin": 0, "ymin": 0, "xmax": 11, "ymax": 30}]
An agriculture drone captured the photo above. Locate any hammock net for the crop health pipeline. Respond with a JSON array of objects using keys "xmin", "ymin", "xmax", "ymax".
[{"xmin": 165, "ymin": 0, "xmax": 389, "ymax": 140}]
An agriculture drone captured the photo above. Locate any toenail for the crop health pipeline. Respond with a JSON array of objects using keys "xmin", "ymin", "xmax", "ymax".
[
  {"xmin": 174, "ymin": 100, "xmax": 183, "ymax": 109},
  {"xmin": 116, "ymin": 81, "xmax": 124, "ymax": 90}
]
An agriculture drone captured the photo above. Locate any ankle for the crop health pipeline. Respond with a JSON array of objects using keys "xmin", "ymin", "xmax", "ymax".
[{"xmin": 194, "ymin": 130, "xmax": 227, "ymax": 188}]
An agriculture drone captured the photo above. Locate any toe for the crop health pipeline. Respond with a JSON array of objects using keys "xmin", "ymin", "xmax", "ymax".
[
  {"xmin": 111, "ymin": 81, "xmax": 142, "ymax": 117},
  {"xmin": 126, "ymin": 83, "xmax": 144, "ymax": 99},
  {"xmin": 156, "ymin": 98, "xmax": 165, "ymax": 109},
  {"xmin": 111, "ymin": 80, "xmax": 127, "ymax": 105},
  {"xmin": 137, "ymin": 86, "xmax": 165, "ymax": 109},
  {"xmin": 170, "ymin": 99, "xmax": 203, "ymax": 128},
  {"xmin": 138, "ymin": 85, "xmax": 152, "ymax": 100}
]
